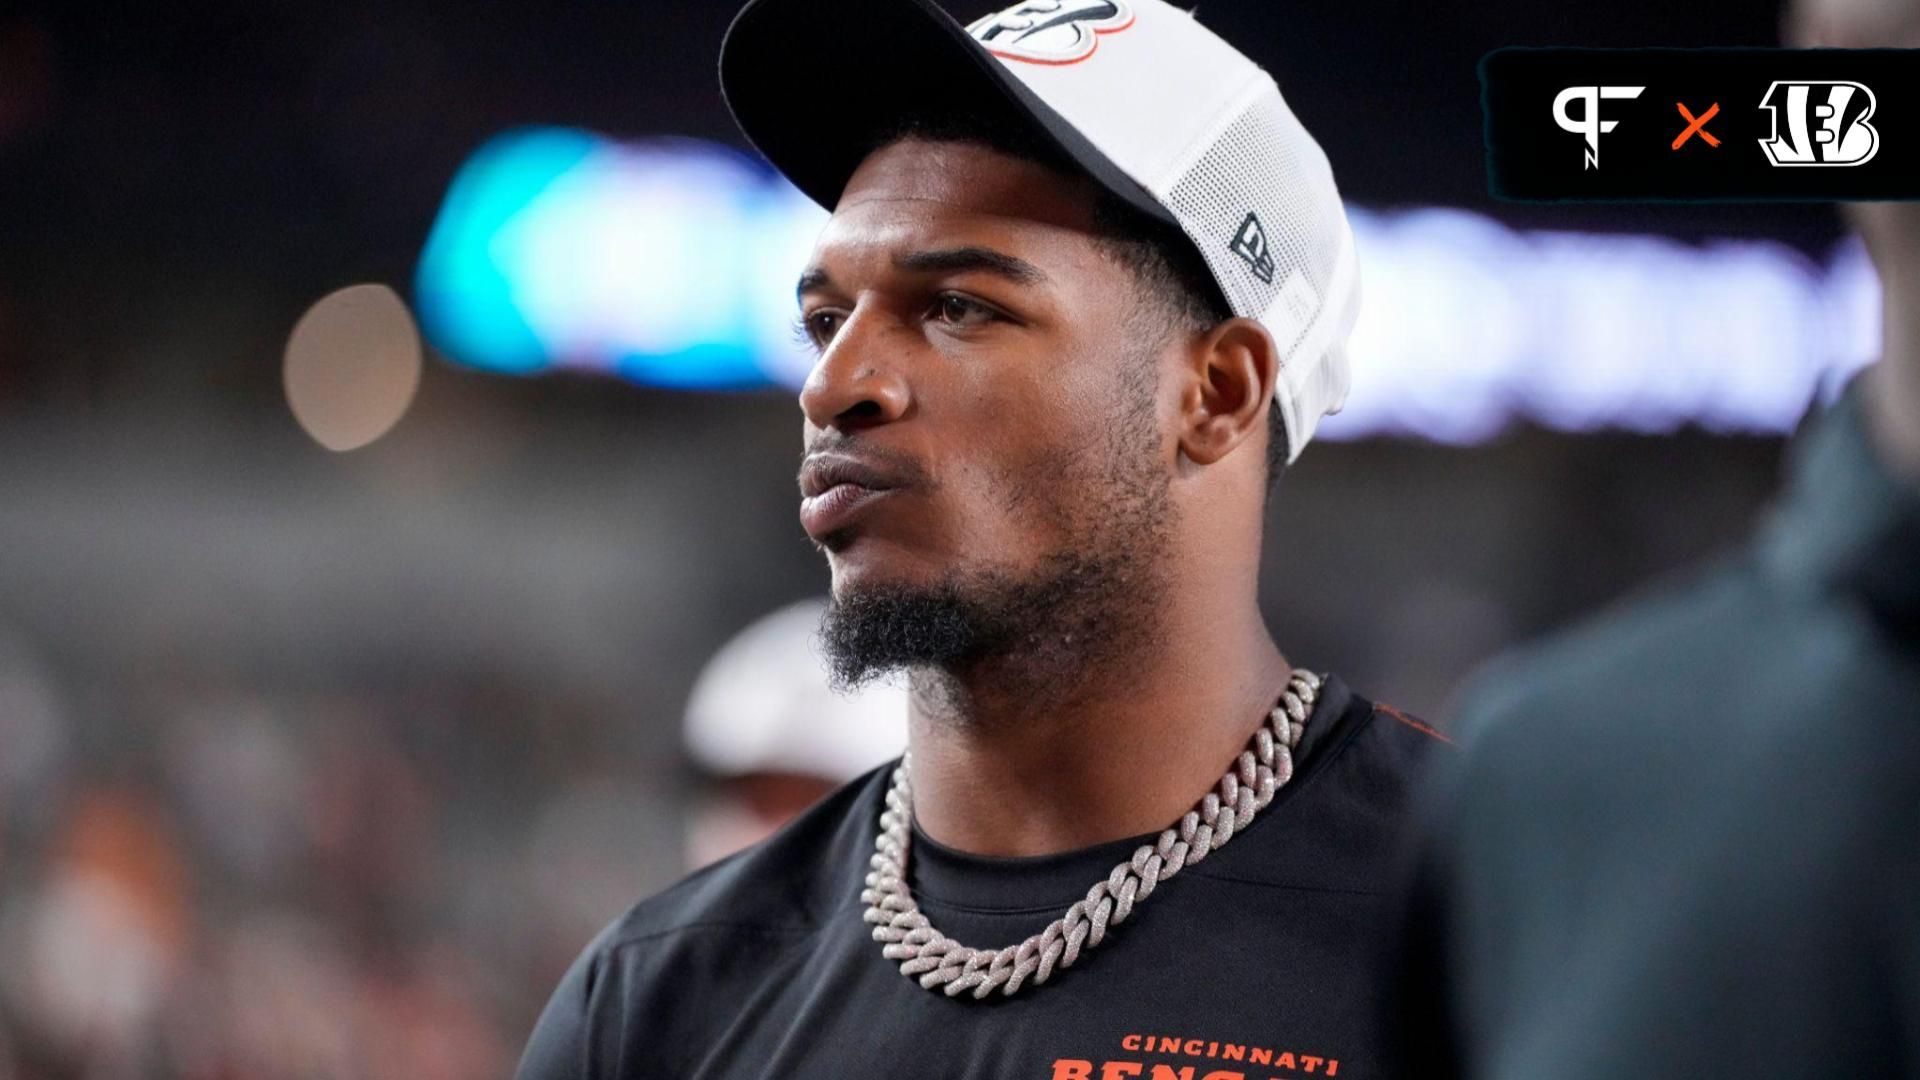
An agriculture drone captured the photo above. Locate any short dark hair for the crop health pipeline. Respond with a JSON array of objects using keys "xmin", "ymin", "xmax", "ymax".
[{"xmin": 866, "ymin": 113, "xmax": 1288, "ymax": 496}]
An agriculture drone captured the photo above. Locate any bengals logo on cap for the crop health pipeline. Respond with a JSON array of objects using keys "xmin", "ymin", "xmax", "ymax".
[{"xmin": 967, "ymin": 0, "xmax": 1135, "ymax": 65}]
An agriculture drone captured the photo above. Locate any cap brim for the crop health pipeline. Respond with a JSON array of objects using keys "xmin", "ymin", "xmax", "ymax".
[{"xmin": 719, "ymin": 0, "xmax": 1176, "ymax": 229}]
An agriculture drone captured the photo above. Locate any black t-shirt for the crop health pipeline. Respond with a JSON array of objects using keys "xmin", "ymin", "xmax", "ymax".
[{"xmin": 518, "ymin": 675, "xmax": 1443, "ymax": 1080}]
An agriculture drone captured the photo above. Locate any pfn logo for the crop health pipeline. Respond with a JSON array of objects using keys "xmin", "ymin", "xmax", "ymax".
[
  {"xmin": 1758, "ymin": 81, "xmax": 1879, "ymax": 166},
  {"xmin": 1553, "ymin": 85, "xmax": 1645, "ymax": 169}
]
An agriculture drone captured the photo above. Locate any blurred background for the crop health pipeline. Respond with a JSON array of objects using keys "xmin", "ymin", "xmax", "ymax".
[{"xmin": 0, "ymin": 1, "xmax": 1885, "ymax": 1076}]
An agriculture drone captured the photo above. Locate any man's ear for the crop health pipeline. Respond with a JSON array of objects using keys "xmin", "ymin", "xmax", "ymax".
[{"xmin": 1177, "ymin": 316, "xmax": 1280, "ymax": 467}]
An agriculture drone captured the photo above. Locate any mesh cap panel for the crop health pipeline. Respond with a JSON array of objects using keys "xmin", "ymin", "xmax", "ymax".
[{"xmin": 1160, "ymin": 83, "xmax": 1358, "ymax": 460}]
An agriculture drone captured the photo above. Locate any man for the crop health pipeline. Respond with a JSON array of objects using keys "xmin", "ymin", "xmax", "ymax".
[
  {"xmin": 518, "ymin": 2, "xmax": 1443, "ymax": 1076},
  {"xmin": 1390, "ymin": 0, "xmax": 1920, "ymax": 1074}
]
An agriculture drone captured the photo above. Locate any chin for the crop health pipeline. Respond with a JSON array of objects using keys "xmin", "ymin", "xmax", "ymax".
[{"xmin": 826, "ymin": 540, "xmax": 952, "ymax": 600}]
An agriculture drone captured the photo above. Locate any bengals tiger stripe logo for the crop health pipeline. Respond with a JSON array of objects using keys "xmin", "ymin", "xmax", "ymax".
[{"xmin": 967, "ymin": 0, "xmax": 1136, "ymax": 66}]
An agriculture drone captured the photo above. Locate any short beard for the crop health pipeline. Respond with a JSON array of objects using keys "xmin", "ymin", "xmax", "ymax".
[
  {"xmin": 819, "ymin": 545, "xmax": 1157, "ymax": 698},
  {"xmin": 819, "ymin": 356, "xmax": 1172, "ymax": 713}
]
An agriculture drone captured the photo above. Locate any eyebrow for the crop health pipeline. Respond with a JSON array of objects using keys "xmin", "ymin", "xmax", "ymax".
[
  {"xmin": 894, "ymin": 247, "xmax": 1049, "ymax": 286},
  {"xmin": 795, "ymin": 267, "xmax": 833, "ymax": 302},
  {"xmin": 795, "ymin": 246, "xmax": 1050, "ymax": 302}
]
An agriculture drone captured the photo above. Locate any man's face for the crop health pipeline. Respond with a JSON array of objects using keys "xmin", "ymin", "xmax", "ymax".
[{"xmin": 794, "ymin": 139, "xmax": 1175, "ymax": 683}]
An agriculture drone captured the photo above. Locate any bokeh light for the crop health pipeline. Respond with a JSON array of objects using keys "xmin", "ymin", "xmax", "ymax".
[
  {"xmin": 283, "ymin": 284, "xmax": 424, "ymax": 452},
  {"xmin": 415, "ymin": 128, "xmax": 825, "ymax": 389}
]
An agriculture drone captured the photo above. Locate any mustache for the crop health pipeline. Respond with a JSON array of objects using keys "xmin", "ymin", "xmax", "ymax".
[{"xmin": 797, "ymin": 433, "xmax": 934, "ymax": 491}]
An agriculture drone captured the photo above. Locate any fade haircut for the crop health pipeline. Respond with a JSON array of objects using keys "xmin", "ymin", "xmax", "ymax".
[{"xmin": 867, "ymin": 112, "xmax": 1289, "ymax": 496}]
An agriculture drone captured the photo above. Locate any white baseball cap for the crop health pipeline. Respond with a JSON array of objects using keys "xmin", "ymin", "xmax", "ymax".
[
  {"xmin": 720, "ymin": 0, "xmax": 1359, "ymax": 462},
  {"xmin": 683, "ymin": 598, "xmax": 908, "ymax": 782}
]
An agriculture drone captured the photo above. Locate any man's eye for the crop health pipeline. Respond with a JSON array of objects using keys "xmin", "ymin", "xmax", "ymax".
[
  {"xmin": 933, "ymin": 294, "xmax": 996, "ymax": 327},
  {"xmin": 795, "ymin": 311, "xmax": 843, "ymax": 350}
]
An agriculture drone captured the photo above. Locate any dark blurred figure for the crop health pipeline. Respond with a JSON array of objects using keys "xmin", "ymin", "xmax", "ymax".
[{"xmin": 1392, "ymin": 3, "xmax": 1920, "ymax": 1076}]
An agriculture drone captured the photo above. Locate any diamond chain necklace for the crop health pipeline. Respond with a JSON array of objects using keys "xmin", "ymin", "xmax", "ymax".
[{"xmin": 860, "ymin": 669, "xmax": 1322, "ymax": 1000}]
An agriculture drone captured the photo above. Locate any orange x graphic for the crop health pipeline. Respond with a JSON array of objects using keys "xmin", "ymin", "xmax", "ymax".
[{"xmin": 1672, "ymin": 102, "xmax": 1721, "ymax": 149}]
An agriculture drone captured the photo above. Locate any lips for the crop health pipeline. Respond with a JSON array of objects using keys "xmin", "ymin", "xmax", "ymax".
[{"xmin": 798, "ymin": 453, "xmax": 906, "ymax": 542}]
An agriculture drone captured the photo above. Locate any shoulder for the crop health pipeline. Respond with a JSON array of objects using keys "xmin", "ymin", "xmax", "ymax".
[
  {"xmin": 1437, "ymin": 555, "xmax": 1772, "ymax": 815},
  {"xmin": 1290, "ymin": 674, "xmax": 1450, "ymax": 811},
  {"xmin": 1438, "ymin": 544, "xmax": 1920, "ymax": 844},
  {"xmin": 1449, "ymin": 543, "xmax": 1907, "ymax": 769},
  {"xmin": 599, "ymin": 763, "xmax": 884, "ymax": 953},
  {"xmin": 1450, "ymin": 553, "xmax": 1771, "ymax": 752},
  {"xmin": 1316, "ymin": 677, "xmax": 1452, "ymax": 797},
  {"xmin": 515, "ymin": 766, "xmax": 888, "ymax": 1080},
  {"xmin": 1198, "ymin": 676, "xmax": 1447, "ymax": 893}
]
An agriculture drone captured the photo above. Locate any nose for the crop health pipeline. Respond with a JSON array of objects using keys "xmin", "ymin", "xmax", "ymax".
[{"xmin": 798, "ymin": 307, "xmax": 911, "ymax": 434}]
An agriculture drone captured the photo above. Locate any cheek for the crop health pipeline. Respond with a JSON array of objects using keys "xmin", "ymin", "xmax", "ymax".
[
  {"xmin": 946, "ymin": 411, "xmax": 1116, "ymax": 547},
  {"xmin": 921, "ymin": 331, "xmax": 1142, "ymax": 543}
]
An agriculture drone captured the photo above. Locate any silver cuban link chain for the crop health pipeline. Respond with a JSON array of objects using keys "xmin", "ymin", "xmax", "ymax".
[{"xmin": 860, "ymin": 669, "xmax": 1322, "ymax": 1000}]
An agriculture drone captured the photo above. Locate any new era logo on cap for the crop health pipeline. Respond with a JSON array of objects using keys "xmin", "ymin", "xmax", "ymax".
[
  {"xmin": 968, "ymin": 1, "xmax": 1136, "ymax": 65},
  {"xmin": 1229, "ymin": 212, "xmax": 1276, "ymax": 284}
]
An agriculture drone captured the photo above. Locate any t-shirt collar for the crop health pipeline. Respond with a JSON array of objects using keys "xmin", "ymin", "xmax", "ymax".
[{"xmin": 901, "ymin": 674, "xmax": 1357, "ymax": 913}]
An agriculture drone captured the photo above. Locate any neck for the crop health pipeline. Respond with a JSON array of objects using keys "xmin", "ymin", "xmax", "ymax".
[{"xmin": 902, "ymin": 588, "xmax": 1291, "ymax": 857}]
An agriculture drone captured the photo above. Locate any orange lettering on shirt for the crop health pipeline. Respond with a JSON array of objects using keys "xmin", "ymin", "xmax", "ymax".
[
  {"xmin": 1101, "ymin": 1064, "xmax": 1144, "ymax": 1080},
  {"xmin": 1052, "ymin": 1061, "xmax": 1094, "ymax": 1080}
]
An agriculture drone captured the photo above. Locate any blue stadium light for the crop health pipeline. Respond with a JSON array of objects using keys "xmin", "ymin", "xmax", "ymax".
[{"xmin": 415, "ymin": 127, "xmax": 824, "ymax": 388}]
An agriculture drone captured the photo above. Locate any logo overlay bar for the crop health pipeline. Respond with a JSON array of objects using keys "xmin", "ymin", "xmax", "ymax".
[{"xmin": 1482, "ymin": 48, "xmax": 1920, "ymax": 201}]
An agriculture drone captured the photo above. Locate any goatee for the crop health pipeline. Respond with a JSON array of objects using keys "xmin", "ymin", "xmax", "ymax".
[{"xmin": 818, "ymin": 546, "xmax": 1157, "ymax": 694}]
